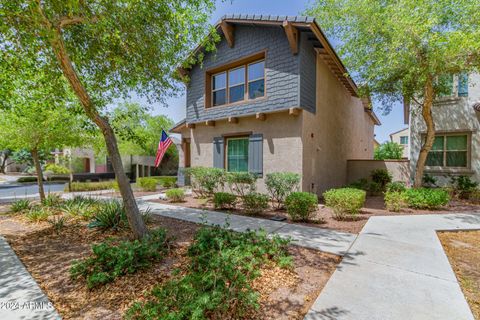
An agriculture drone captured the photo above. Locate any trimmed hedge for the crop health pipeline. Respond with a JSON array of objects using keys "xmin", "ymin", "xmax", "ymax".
[
  {"xmin": 242, "ymin": 192, "xmax": 269, "ymax": 215},
  {"xmin": 165, "ymin": 188, "xmax": 185, "ymax": 202},
  {"xmin": 137, "ymin": 177, "xmax": 157, "ymax": 192},
  {"xmin": 150, "ymin": 176, "xmax": 177, "ymax": 188},
  {"xmin": 213, "ymin": 192, "xmax": 237, "ymax": 210},
  {"xmin": 404, "ymin": 188, "xmax": 449, "ymax": 210},
  {"xmin": 66, "ymin": 181, "xmax": 117, "ymax": 192},
  {"xmin": 323, "ymin": 188, "xmax": 366, "ymax": 220},
  {"xmin": 285, "ymin": 192, "xmax": 318, "ymax": 221}
]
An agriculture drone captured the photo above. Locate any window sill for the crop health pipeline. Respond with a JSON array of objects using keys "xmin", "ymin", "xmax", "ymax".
[
  {"xmin": 425, "ymin": 168, "xmax": 475, "ymax": 175},
  {"xmin": 433, "ymin": 97, "xmax": 465, "ymax": 106}
]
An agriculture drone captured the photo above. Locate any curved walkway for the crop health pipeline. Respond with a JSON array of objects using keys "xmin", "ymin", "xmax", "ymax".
[{"xmin": 305, "ymin": 213, "xmax": 480, "ymax": 320}]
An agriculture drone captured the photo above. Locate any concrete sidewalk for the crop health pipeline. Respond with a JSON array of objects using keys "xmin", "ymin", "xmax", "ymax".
[
  {"xmin": 305, "ymin": 213, "xmax": 480, "ymax": 320},
  {"xmin": 139, "ymin": 200, "xmax": 357, "ymax": 256},
  {"xmin": 0, "ymin": 236, "xmax": 59, "ymax": 320}
]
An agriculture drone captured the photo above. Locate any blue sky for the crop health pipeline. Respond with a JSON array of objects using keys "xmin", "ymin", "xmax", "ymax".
[{"xmin": 139, "ymin": 0, "xmax": 406, "ymax": 143}]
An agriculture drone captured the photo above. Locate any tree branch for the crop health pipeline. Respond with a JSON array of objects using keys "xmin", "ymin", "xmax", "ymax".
[{"xmin": 57, "ymin": 16, "xmax": 85, "ymax": 29}]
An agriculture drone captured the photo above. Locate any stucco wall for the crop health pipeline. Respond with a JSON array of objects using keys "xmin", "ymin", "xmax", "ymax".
[
  {"xmin": 347, "ymin": 160, "xmax": 411, "ymax": 185},
  {"xmin": 181, "ymin": 112, "xmax": 303, "ymax": 192},
  {"xmin": 410, "ymin": 72, "xmax": 480, "ymax": 184},
  {"xmin": 389, "ymin": 128, "xmax": 410, "ymax": 159},
  {"xmin": 301, "ymin": 54, "xmax": 375, "ymax": 195}
]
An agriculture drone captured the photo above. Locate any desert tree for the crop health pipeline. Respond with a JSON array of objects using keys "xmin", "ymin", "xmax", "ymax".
[
  {"xmin": 306, "ymin": 0, "xmax": 480, "ymax": 186},
  {"xmin": 1, "ymin": 0, "xmax": 217, "ymax": 238}
]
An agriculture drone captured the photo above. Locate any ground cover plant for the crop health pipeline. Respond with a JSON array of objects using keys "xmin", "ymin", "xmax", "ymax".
[
  {"xmin": 10, "ymin": 199, "xmax": 31, "ymax": 213},
  {"xmin": 70, "ymin": 228, "xmax": 169, "ymax": 289},
  {"xmin": 323, "ymin": 188, "xmax": 366, "ymax": 220},
  {"xmin": 165, "ymin": 188, "xmax": 186, "ymax": 203},
  {"xmin": 126, "ymin": 225, "xmax": 292, "ymax": 319}
]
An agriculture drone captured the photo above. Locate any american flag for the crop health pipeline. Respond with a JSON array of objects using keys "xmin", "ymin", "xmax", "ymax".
[{"xmin": 154, "ymin": 130, "xmax": 173, "ymax": 167}]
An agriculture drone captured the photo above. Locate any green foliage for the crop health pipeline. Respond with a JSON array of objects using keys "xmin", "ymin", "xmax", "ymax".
[
  {"xmin": 10, "ymin": 199, "xmax": 30, "ymax": 213},
  {"xmin": 384, "ymin": 191, "xmax": 408, "ymax": 212},
  {"xmin": 422, "ymin": 174, "xmax": 438, "ymax": 188},
  {"xmin": 185, "ymin": 167, "xmax": 226, "ymax": 197},
  {"xmin": 347, "ymin": 178, "xmax": 369, "ymax": 191},
  {"xmin": 323, "ymin": 188, "xmax": 366, "ymax": 220},
  {"xmin": 41, "ymin": 193, "xmax": 62, "ymax": 207},
  {"xmin": 125, "ymin": 226, "xmax": 291, "ymax": 319},
  {"xmin": 242, "ymin": 192, "xmax": 269, "ymax": 215},
  {"xmin": 285, "ymin": 192, "xmax": 318, "ymax": 222},
  {"xmin": 137, "ymin": 177, "xmax": 158, "ymax": 192},
  {"xmin": 213, "ymin": 192, "xmax": 237, "ymax": 210},
  {"xmin": 165, "ymin": 188, "xmax": 185, "ymax": 203},
  {"xmin": 151, "ymin": 176, "xmax": 177, "ymax": 188},
  {"xmin": 404, "ymin": 188, "xmax": 450, "ymax": 210},
  {"xmin": 70, "ymin": 228, "xmax": 169, "ymax": 289},
  {"xmin": 386, "ymin": 181, "xmax": 407, "ymax": 193},
  {"xmin": 226, "ymin": 172, "xmax": 257, "ymax": 197},
  {"xmin": 26, "ymin": 206, "xmax": 52, "ymax": 222},
  {"xmin": 44, "ymin": 163, "xmax": 70, "ymax": 175},
  {"xmin": 265, "ymin": 172, "xmax": 301, "ymax": 209},
  {"xmin": 47, "ymin": 215, "xmax": 68, "ymax": 234},
  {"xmin": 88, "ymin": 201, "xmax": 128, "ymax": 231},
  {"xmin": 370, "ymin": 169, "xmax": 392, "ymax": 190},
  {"xmin": 17, "ymin": 176, "xmax": 43, "ymax": 183},
  {"xmin": 374, "ymin": 142, "xmax": 404, "ymax": 160},
  {"xmin": 61, "ymin": 196, "xmax": 101, "ymax": 221},
  {"xmin": 450, "ymin": 175, "xmax": 479, "ymax": 199},
  {"xmin": 66, "ymin": 181, "xmax": 117, "ymax": 192}
]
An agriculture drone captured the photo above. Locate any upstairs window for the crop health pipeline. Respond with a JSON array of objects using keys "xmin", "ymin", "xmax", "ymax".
[
  {"xmin": 458, "ymin": 73, "xmax": 468, "ymax": 97},
  {"xmin": 400, "ymin": 136, "xmax": 408, "ymax": 145},
  {"xmin": 437, "ymin": 74, "xmax": 468, "ymax": 98},
  {"xmin": 206, "ymin": 52, "xmax": 266, "ymax": 108}
]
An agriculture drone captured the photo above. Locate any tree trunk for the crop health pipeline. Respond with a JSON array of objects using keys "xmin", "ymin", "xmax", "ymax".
[
  {"xmin": 31, "ymin": 149, "xmax": 46, "ymax": 202},
  {"xmin": 36, "ymin": 7, "xmax": 148, "ymax": 239},
  {"xmin": 0, "ymin": 153, "xmax": 8, "ymax": 174},
  {"xmin": 413, "ymin": 77, "xmax": 436, "ymax": 187}
]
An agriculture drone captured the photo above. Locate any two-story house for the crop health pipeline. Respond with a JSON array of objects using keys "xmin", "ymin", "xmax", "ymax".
[
  {"xmin": 171, "ymin": 15, "xmax": 380, "ymax": 195},
  {"xmin": 408, "ymin": 73, "xmax": 480, "ymax": 185},
  {"xmin": 389, "ymin": 127, "xmax": 410, "ymax": 159}
]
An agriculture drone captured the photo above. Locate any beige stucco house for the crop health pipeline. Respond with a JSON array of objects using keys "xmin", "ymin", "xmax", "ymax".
[
  {"xmin": 409, "ymin": 72, "xmax": 480, "ymax": 185},
  {"xmin": 389, "ymin": 127, "xmax": 410, "ymax": 159},
  {"xmin": 172, "ymin": 15, "xmax": 380, "ymax": 195}
]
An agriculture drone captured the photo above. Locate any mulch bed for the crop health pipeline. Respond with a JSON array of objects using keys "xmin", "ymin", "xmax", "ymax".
[
  {"xmin": 0, "ymin": 205, "xmax": 339, "ymax": 319},
  {"xmin": 151, "ymin": 195, "xmax": 480, "ymax": 234},
  {"xmin": 438, "ymin": 230, "xmax": 480, "ymax": 320}
]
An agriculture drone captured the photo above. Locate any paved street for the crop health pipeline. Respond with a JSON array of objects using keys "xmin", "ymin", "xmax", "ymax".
[{"xmin": 0, "ymin": 184, "xmax": 65, "ymax": 201}]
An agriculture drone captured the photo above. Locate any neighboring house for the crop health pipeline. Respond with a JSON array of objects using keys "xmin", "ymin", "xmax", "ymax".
[
  {"xmin": 171, "ymin": 15, "xmax": 380, "ymax": 195},
  {"xmin": 389, "ymin": 127, "xmax": 410, "ymax": 159},
  {"xmin": 408, "ymin": 73, "xmax": 480, "ymax": 184}
]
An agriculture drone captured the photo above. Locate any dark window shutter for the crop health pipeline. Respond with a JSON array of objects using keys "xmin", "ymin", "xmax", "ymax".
[
  {"xmin": 248, "ymin": 133, "xmax": 263, "ymax": 175},
  {"xmin": 213, "ymin": 137, "xmax": 224, "ymax": 168}
]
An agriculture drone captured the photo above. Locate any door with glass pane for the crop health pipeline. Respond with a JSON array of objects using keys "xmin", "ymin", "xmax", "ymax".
[{"xmin": 226, "ymin": 137, "xmax": 249, "ymax": 172}]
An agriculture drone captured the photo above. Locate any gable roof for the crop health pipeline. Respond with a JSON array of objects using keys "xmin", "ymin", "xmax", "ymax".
[{"xmin": 181, "ymin": 14, "xmax": 359, "ymax": 97}]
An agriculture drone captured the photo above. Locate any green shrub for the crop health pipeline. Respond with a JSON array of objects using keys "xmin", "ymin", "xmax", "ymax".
[
  {"xmin": 347, "ymin": 178, "xmax": 369, "ymax": 191},
  {"xmin": 10, "ymin": 199, "xmax": 30, "ymax": 213},
  {"xmin": 61, "ymin": 196, "xmax": 100, "ymax": 220},
  {"xmin": 384, "ymin": 191, "xmax": 408, "ymax": 212},
  {"xmin": 26, "ymin": 206, "xmax": 52, "ymax": 222},
  {"xmin": 71, "ymin": 228, "xmax": 168, "ymax": 289},
  {"xmin": 285, "ymin": 192, "xmax": 318, "ymax": 221},
  {"xmin": 265, "ymin": 172, "xmax": 301, "ymax": 209},
  {"xmin": 151, "ymin": 176, "xmax": 177, "ymax": 188},
  {"xmin": 41, "ymin": 193, "xmax": 62, "ymax": 207},
  {"xmin": 386, "ymin": 181, "xmax": 407, "ymax": 193},
  {"xmin": 469, "ymin": 189, "xmax": 480, "ymax": 203},
  {"xmin": 226, "ymin": 172, "xmax": 257, "ymax": 197},
  {"xmin": 45, "ymin": 163, "xmax": 70, "ymax": 174},
  {"xmin": 137, "ymin": 177, "xmax": 157, "ymax": 192},
  {"xmin": 213, "ymin": 192, "xmax": 237, "ymax": 210},
  {"xmin": 368, "ymin": 181, "xmax": 383, "ymax": 195},
  {"xmin": 450, "ymin": 175, "xmax": 478, "ymax": 199},
  {"xmin": 370, "ymin": 169, "xmax": 392, "ymax": 190},
  {"xmin": 66, "ymin": 181, "xmax": 117, "ymax": 192},
  {"xmin": 404, "ymin": 188, "xmax": 450, "ymax": 210},
  {"xmin": 185, "ymin": 167, "xmax": 225, "ymax": 196},
  {"xmin": 374, "ymin": 141, "xmax": 403, "ymax": 160},
  {"xmin": 323, "ymin": 188, "xmax": 366, "ymax": 220},
  {"xmin": 17, "ymin": 176, "xmax": 43, "ymax": 183},
  {"xmin": 125, "ymin": 226, "xmax": 291, "ymax": 320},
  {"xmin": 88, "ymin": 201, "xmax": 127, "ymax": 231},
  {"xmin": 48, "ymin": 215, "xmax": 68, "ymax": 234},
  {"xmin": 165, "ymin": 188, "xmax": 185, "ymax": 202},
  {"xmin": 242, "ymin": 192, "xmax": 269, "ymax": 215}
]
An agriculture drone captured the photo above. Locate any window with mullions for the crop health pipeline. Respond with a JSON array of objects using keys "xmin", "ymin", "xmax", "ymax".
[
  {"xmin": 226, "ymin": 137, "xmax": 249, "ymax": 172},
  {"xmin": 209, "ymin": 59, "xmax": 265, "ymax": 107},
  {"xmin": 426, "ymin": 134, "xmax": 468, "ymax": 168}
]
